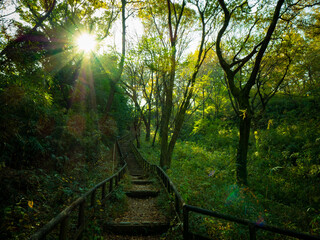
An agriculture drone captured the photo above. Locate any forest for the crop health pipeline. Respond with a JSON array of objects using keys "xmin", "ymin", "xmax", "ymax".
[{"xmin": 0, "ymin": 0, "xmax": 320, "ymax": 239}]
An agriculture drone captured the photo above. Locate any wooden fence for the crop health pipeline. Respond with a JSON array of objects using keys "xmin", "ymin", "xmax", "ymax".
[
  {"xmin": 131, "ymin": 143, "xmax": 320, "ymax": 240},
  {"xmin": 30, "ymin": 137, "xmax": 128, "ymax": 240}
]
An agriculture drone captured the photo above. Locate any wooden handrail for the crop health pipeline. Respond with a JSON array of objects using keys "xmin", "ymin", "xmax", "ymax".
[
  {"xmin": 183, "ymin": 204, "xmax": 320, "ymax": 240},
  {"xmin": 131, "ymin": 142, "xmax": 320, "ymax": 240},
  {"xmin": 30, "ymin": 140, "xmax": 128, "ymax": 240},
  {"xmin": 30, "ymin": 196, "xmax": 85, "ymax": 239}
]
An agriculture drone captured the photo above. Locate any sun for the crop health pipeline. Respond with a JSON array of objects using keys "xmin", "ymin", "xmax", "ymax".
[{"xmin": 76, "ymin": 33, "xmax": 97, "ymax": 53}]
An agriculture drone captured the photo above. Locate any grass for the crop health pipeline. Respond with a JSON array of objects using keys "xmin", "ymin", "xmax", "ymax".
[{"xmin": 138, "ymin": 131, "xmax": 320, "ymax": 239}]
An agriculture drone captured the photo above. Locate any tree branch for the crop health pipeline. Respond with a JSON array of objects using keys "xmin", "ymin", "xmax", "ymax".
[{"xmin": 244, "ymin": 0, "xmax": 285, "ymax": 96}]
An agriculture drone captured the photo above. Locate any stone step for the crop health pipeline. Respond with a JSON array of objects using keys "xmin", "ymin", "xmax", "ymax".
[
  {"xmin": 130, "ymin": 174, "xmax": 145, "ymax": 179},
  {"xmin": 126, "ymin": 190, "xmax": 159, "ymax": 198},
  {"xmin": 103, "ymin": 221, "xmax": 169, "ymax": 235},
  {"xmin": 132, "ymin": 180, "xmax": 154, "ymax": 185},
  {"xmin": 130, "ymin": 172, "xmax": 144, "ymax": 176},
  {"xmin": 131, "ymin": 176, "xmax": 145, "ymax": 181},
  {"xmin": 131, "ymin": 174, "xmax": 149, "ymax": 180}
]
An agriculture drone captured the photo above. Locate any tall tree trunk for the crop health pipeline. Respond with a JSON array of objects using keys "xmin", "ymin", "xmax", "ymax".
[
  {"xmin": 145, "ymin": 122, "xmax": 151, "ymax": 142},
  {"xmin": 134, "ymin": 118, "xmax": 141, "ymax": 148},
  {"xmin": 105, "ymin": 80, "xmax": 116, "ymax": 114},
  {"xmin": 236, "ymin": 114, "xmax": 251, "ymax": 185},
  {"xmin": 160, "ymin": 95, "xmax": 171, "ymax": 168},
  {"xmin": 202, "ymin": 88, "xmax": 205, "ymax": 119},
  {"xmin": 152, "ymin": 74, "xmax": 161, "ymax": 147},
  {"xmin": 145, "ymin": 102, "xmax": 151, "ymax": 141},
  {"xmin": 160, "ymin": 49, "xmax": 175, "ymax": 169},
  {"xmin": 167, "ymin": 107, "xmax": 187, "ymax": 161},
  {"xmin": 152, "ymin": 123, "xmax": 159, "ymax": 147},
  {"xmin": 159, "ymin": 0, "xmax": 184, "ymax": 169}
]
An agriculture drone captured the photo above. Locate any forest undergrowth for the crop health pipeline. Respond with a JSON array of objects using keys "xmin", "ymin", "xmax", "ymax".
[
  {"xmin": 139, "ymin": 98, "xmax": 320, "ymax": 239},
  {"xmin": 0, "ymin": 136, "xmax": 118, "ymax": 240},
  {"xmin": 0, "ymin": 71, "xmax": 131, "ymax": 239}
]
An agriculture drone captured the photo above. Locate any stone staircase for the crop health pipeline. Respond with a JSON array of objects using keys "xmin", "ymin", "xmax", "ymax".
[{"xmin": 103, "ymin": 142, "xmax": 170, "ymax": 239}]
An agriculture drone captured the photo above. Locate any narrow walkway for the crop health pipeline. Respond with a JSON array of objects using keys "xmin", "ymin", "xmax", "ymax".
[{"xmin": 103, "ymin": 141, "xmax": 170, "ymax": 239}]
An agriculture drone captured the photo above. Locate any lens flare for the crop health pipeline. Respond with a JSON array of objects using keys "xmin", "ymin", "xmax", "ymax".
[{"xmin": 76, "ymin": 33, "xmax": 96, "ymax": 53}]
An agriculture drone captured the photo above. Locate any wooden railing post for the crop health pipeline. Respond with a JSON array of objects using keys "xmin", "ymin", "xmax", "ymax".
[
  {"xmin": 175, "ymin": 194, "xmax": 180, "ymax": 215},
  {"xmin": 183, "ymin": 206, "xmax": 189, "ymax": 240},
  {"xmin": 249, "ymin": 223, "xmax": 257, "ymax": 240},
  {"xmin": 91, "ymin": 189, "xmax": 96, "ymax": 207},
  {"xmin": 78, "ymin": 200, "xmax": 85, "ymax": 227},
  {"xmin": 102, "ymin": 183, "xmax": 106, "ymax": 202},
  {"xmin": 115, "ymin": 175, "xmax": 119, "ymax": 186},
  {"xmin": 75, "ymin": 200, "xmax": 86, "ymax": 240},
  {"xmin": 59, "ymin": 216, "xmax": 69, "ymax": 240},
  {"xmin": 109, "ymin": 178, "xmax": 113, "ymax": 192}
]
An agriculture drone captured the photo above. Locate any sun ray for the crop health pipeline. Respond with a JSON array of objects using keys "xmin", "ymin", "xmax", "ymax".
[{"xmin": 44, "ymin": 49, "xmax": 79, "ymax": 75}]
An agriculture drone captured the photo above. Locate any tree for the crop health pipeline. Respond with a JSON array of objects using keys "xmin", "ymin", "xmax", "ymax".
[
  {"xmin": 215, "ymin": 0, "xmax": 319, "ymax": 185},
  {"xmin": 138, "ymin": 0, "xmax": 215, "ymax": 169},
  {"xmin": 103, "ymin": 0, "xmax": 127, "ymax": 116},
  {"xmin": 0, "ymin": 0, "xmax": 131, "ymax": 168},
  {"xmin": 122, "ymin": 45, "xmax": 156, "ymax": 142}
]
